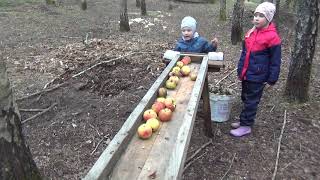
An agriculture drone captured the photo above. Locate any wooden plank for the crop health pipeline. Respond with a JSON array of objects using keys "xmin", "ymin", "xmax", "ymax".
[
  {"xmin": 83, "ymin": 56, "xmax": 180, "ymax": 180},
  {"xmin": 136, "ymin": 64, "xmax": 200, "ymax": 180},
  {"xmin": 164, "ymin": 57, "xmax": 209, "ymax": 180},
  {"xmin": 109, "ymin": 86, "xmax": 180, "ymax": 179},
  {"xmin": 180, "ymin": 52, "xmax": 224, "ymax": 69},
  {"xmin": 202, "ymin": 75, "xmax": 213, "ymax": 137}
]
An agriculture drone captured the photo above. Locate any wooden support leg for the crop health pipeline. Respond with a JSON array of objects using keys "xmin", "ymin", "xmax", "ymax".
[{"xmin": 202, "ymin": 74, "xmax": 213, "ymax": 137}]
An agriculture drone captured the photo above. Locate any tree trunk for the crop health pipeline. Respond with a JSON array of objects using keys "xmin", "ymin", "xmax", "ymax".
[
  {"xmin": 274, "ymin": 0, "xmax": 280, "ymax": 26},
  {"xmin": 136, "ymin": 0, "xmax": 140, "ymax": 7},
  {"xmin": 284, "ymin": 0, "xmax": 319, "ymax": 102},
  {"xmin": 140, "ymin": 0, "xmax": 147, "ymax": 16},
  {"xmin": 0, "ymin": 60, "xmax": 42, "ymax": 179},
  {"xmin": 219, "ymin": 0, "xmax": 227, "ymax": 21},
  {"xmin": 284, "ymin": 0, "xmax": 292, "ymax": 9},
  {"xmin": 120, "ymin": 0, "xmax": 130, "ymax": 32},
  {"xmin": 80, "ymin": 0, "xmax": 87, "ymax": 10},
  {"xmin": 231, "ymin": 0, "xmax": 244, "ymax": 45}
]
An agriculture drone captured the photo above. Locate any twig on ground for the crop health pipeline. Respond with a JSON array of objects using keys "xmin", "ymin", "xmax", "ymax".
[
  {"xmin": 21, "ymin": 103, "xmax": 58, "ymax": 124},
  {"xmin": 20, "ymin": 108, "xmax": 47, "ymax": 112},
  {"xmin": 272, "ymin": 110, "xmax": 287, "ymax": 180},
  {"xmin": 185, "ymin": 139, "xmax": 213, "ymax": 164},
  {"xmin": 90, "ymin": 138, "xmax": 104, "ymax": 155},
  {"xmin": 227, "ymin": 82, "xmax": 237, "ymax": 88},
  {"xmin": 220, "ymin": 153, "xmax": 236, "ymax": 180},
  {"xmin": 17, "ymin": 83, "xmax": 67, "ymax": 101},
  {"xmin": 270, "ymin": 105, "xmax": 275, "ymax": 113},
  {"xmin": 183, "ymin": 152, "xmax": 207, "ymax": 173},
  {"xmin": 216, "ymin": 68, "xmax": 237, "ymax": 86}
]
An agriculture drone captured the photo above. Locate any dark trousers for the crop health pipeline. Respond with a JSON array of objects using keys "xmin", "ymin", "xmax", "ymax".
[{"xmin": 240, "ymin": 81, "xmax": 265, "ymax": 126}]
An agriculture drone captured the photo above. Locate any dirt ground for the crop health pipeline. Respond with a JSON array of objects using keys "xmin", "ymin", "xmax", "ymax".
[{"xmin": 1, "ymin": 0, "xmax": 320, "ymax": 179}]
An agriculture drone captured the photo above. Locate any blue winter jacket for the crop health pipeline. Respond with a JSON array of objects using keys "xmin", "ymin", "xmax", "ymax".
[
  {"xmin": 237, "ymin": 23, "xmax": 281, "ymax": 84},
  {"xmin": 174, "ymin": 36, "xmax": 217, "ymax": 53}
]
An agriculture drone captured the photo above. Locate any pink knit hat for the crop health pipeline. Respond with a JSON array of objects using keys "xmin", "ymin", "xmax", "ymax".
[{"xmin": 254, "ymin": 2, "xmax": 276, "ymax": 22}]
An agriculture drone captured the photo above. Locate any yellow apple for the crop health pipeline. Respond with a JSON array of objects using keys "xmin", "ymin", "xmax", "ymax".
[
  {"xmin": 165, "ymin": 79, "xmax": 177, "ymax": 89},
  {"xmin": 158, "ymin": 87, "xmax": 167, "ymax": 97},
  {"xmin": 146, "ymin": 118, "xmax": 160, "ymax": 132},
  {"xmin": 180, "ymin": 66, "xmax": 191, "ymax": 76},
  {"xmin": 176, "ymin": 61, "xmax": 184, "ymax": 68},
  {"xmin": 169, "ymin": 76, "xmax": 179, "ymax": 84},
  {"xmin": 189, "ymin": 72, "xmax": 197, "ymax": 81}
]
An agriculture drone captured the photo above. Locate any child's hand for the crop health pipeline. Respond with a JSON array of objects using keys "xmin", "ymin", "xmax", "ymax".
[{"xmin": 211, "ymin": 37, "xmax": 218, "ymax": 47}]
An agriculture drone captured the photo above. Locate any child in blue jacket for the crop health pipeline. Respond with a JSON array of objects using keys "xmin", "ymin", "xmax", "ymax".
[
  {"xmin": 174, "ymin": 16, "xmax": 218, "ymax": 53},
  {"xmin": 230, "ymin": 2, "xmax": 281, "ymax": 137}
]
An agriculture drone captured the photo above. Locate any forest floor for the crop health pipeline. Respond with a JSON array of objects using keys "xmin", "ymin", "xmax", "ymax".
[{"xmin": 1, "ymin": 0, "xmax": 319, "ymax": 179}]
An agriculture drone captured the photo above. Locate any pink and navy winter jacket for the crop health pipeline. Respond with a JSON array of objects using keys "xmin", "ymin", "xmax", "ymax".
[{"xmin": 237, "ymin": 23, "xmax": 281, "ymax": 84}]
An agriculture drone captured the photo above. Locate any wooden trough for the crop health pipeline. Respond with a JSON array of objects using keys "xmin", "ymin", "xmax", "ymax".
[{"xmin": 83, "ymin": 53, "xmax": 224, "ymax": 180}]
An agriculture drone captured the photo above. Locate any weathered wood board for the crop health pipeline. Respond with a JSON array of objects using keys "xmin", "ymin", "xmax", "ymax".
[{"xmin": 84, "ymin": 54, "xmax": 216, "ymax": 180}]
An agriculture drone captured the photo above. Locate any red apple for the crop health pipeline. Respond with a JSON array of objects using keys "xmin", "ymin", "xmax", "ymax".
[
  {"xmin": 143, "ymin": 109, "xmax": 157, "ymax": 121},
  {"xmin": 151, "ymin": 101, "xmax": 165, "ymax": 114},
  {"xmin": 181, "ymin": 56, "xmax": 191, "ymax": 65},
  {"xmin": 164, "ymin": 97, "xmax": 176, "ymax": 111},
  {"xmin": 158, "ymin": 108, "xmax": 173, "ymax": 122},
  {"xmin": 137, "ymin": 124, "xmax": 153, "ymax": 139}
]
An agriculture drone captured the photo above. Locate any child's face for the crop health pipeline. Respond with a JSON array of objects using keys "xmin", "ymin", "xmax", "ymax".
[
  {"xmin": 253, "ymin": 12, "xmax": 269, "ymax": 29},
  {"xmin": 182, "ymin": 27, "xmax": 193, "ymax": 40}
]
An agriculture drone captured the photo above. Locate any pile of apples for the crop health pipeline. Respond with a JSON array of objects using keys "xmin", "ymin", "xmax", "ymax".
[
  {"xmin": 137, "ymin": 87, "xmax": 177, "ymax": 139},
  {"xmin": 165, "ymin": 56, "xmax": 197, "ymax": 90},
  {"xmin": 137, "ymin": 56, "xmax": 198, "ymax": 139}
]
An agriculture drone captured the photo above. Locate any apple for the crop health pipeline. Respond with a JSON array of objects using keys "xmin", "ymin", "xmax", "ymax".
[
  {"xmin": 181, "ymin": 56, "xmax": 191, "ymax": 65},
  {"xmin": 146, "ymin": 118, "xmax": 160, "ymax": 132},
  {"xmin": 164, "ymin": 97, "xmax": 176, "ymax": 111},
  {"xmin": 169, "ymin": 76, "xmax": 179, "ymax": 84},
  {"xmin": 158, "ymin": 108, "xmax": 173, "ymax": 122},
  {"xmin": 180, "ymin": 66, "xmax": 191, "ymax": 76},
  {"xmin": 151, "ymin": 101, "xmax": 165, "ymax": 114},
  {"xmin": 158, "ymin": 87, "xmax": 167, "ymax": 97},
  {"xmin": 156, "ymin": 97, "xmax": 166, "ymax": 103},
  {"xmin": 143, "ymin": 109, "xmax": 158, "ymax": 121},
  {"xmin": 176, "ymin": 61, "xmax": 184, "ymax": 68},
  {"xmin": 137, "ymin": 123, "xmax": 153, "ymax": 139},
  {"xmin": 190, "ymin": 72, "xmax": 197, "ymax": 81},
  {"xmin": 166, "ymin": 79, "xmax": 177, "ymax": 89},
  {"xmin": 172, "ymin": 66, "xmax": 181, "ymax": 74}
]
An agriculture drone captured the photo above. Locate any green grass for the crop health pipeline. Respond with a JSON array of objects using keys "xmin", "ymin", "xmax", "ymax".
[{"xmin": 0, "ymin": 0, "xmax": 41, "ymax": 7}]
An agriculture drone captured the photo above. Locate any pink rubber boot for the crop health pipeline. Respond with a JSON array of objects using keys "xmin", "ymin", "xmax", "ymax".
[
  {"xmin": 230, "ymin": 126, "xmax": 251, "ymax": 137},
  {"xmin": 231, "ymin": 122, "xmax": 240, "ymax": 129}
]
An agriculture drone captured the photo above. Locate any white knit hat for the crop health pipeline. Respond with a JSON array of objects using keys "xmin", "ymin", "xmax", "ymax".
[
  {"xmin": 254, "ymin": 2, "xmax": 276, "ymax": 22},
  {"xmin": 181, "ymin": 16, "xmax": 197, "ymax": 32}
]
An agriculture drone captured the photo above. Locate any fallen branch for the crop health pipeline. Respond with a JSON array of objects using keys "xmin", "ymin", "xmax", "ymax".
[
  {"xmin": 90, "ymin": 138, "xmax": 104, "ymax": 155},
  {"xmin": 21, "ymin": 103, "xmax": 58, "ymax": 124},
  {"xmin": 185, "ymin": 139, "xmax": 213, "ymax": 164},
  {"xmin": 17, "ymin": 83, "xmax": 67, "ymax": 101},
  {"xmin": 183, "ymin": 152, "xmax": 207, "ymax": 173},
  {"xmin": 20, "ymin": 108, "xmax": 47, "ymax": 112},
  {"xmin": 272, "ymin": 110, "xmax": 287, "ymax": 180},
  {"xmin": 216, "ymin": 68, "xmax": 237, "ymax": 86},
  {"xmin": 220, "ymin": 153, "xmax": 236, "ymax": 180}
]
